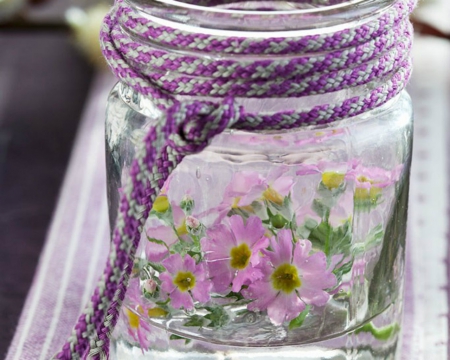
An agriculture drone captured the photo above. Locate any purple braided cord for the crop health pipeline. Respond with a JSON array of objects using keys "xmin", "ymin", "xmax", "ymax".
[{"xmin": 53, "ymin": 0, "xmax": 416, "ymax": 359}]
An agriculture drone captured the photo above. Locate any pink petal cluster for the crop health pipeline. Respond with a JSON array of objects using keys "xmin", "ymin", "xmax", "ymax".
[
  {"xmin": 347, "ymin": 164, "xmax": 403, "ymax": 189},
  {"xmin": 219, "ymin": 168, "xmax": 294, "ymax": 214},
  {"xmin": 243, "ymin": 229, "xmax": 336, "ymax": 325},
  {"xmin": 201, "ymin": 215, "xmax": 269, "ymax": 293},
  {"xmin": 145, "ymin": 202, "xmax": 190, "ymax": 262},
  {"xmin": 160, "ymin": 254, "xmax": 211, "ymax": 310},
  {"xmin": 123, "ymin": 279, "xmax": 152, "ymax": 351}
]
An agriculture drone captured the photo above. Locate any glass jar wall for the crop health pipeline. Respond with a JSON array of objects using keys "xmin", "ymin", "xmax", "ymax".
[{"xmin": 103, "ymin": 0, "xmax": 413, "ymax": 359}]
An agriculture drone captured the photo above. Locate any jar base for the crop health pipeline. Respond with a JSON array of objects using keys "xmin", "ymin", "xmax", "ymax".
[{"xmin": 111, "ymin": 303, "xmax": 401, "ymax": 360}]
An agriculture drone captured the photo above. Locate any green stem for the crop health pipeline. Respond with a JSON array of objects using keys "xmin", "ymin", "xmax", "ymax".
[
  {"xmin": 324, "ymin": 209, "xmax": 331, "ymax": 257},
  {"xmin": 355, "ymin": 322, "xmax": 400, "ymax": 341}
]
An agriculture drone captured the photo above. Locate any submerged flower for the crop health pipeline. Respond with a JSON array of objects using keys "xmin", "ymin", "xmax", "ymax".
[
  {"xmin": 217, "ymin": 168, "xmax": 295, "ymax": 220},
  {"xmin": 145, "ymin": 200, "xmax": 197, "ymax": 262},
  {"xmin": 125, "ymin": 307, "xmax": 152, "ymax": 351},
  {"xmin": 160, "ymin": 254, "xmax": 211, "ymax": 310},
  {"xmin": 347, "ymin": 164, "xmax": 403, "ymax": 208},
  {"xmin": 123, "ymin": 279, "xmax": 156, "ymax": 351},
  {"xmin": 201, "ymin": 215, "xmax": 269, "ymax": 293},
  {"xmin": 243, "ymin": 229, "xmax": 336, "ymax": 325}
]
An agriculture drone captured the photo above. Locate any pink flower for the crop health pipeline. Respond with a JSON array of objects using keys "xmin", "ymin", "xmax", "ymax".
[
  {"xmin": 145, "ymin": 202, "xmax": 191, "ymax": 262},
  {"xmin": 217, "ymin": 168, "xmax": 295, "ymax": 219},
  {"xmin": 347, "ymin": 164, "xmax": 403, "ymax": 189},
  {"xmin": 201, "ymin": 215, "xmax": 269, "ymax": 293},
  {"xmin": 160, "ymin": 254, "xmax": 211, "ymax": 310},
  {"xmin": 243, "ymin": 229, "xmax": 336, "ymax": 325},
  {"xmin": 123, "ymin": 280, "xmax": 153, "ymax": 351}
]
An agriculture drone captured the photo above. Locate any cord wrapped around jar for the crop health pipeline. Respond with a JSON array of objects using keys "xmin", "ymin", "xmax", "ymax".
[{"xmin": 54, "ymin": 0, "xmax": 416, "ymax": 358}]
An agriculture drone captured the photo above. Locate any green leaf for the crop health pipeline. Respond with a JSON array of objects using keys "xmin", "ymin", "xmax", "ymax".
[
  {"xmin": 184, "ymin": 315, "xmax": 207, "ymax": 327},
  {"xmin": 224, "ymin": 291, "xmax": 245, "ymax": 301},
  {"xmin": 147, "ymin": 261, "xmax": 166, "ymax": 274},
  {"xmin": 204, "ymin": 306, "xmax": 230, "ymax": 328},
  {"xmin": 308, "ymin": 221, "xmax": 331, "ymax": 251},
  {"xmin": 288, "ymin": 305, "xmax": 311, "ymax": 330},
  {"xmin": 155, "ymin": 298, "xmax": 170, "ymax": 306},
  {"xmin": 180, "ymin": 197, "xmax": 195, "ymax": 215},
  {"xmin": 365, "ymin": 224, "xmax": 384, "ymax": 249},
  {"xmin": 354, "ymin": 322, "xmax": 400, "ymax": 341},
  {"xmin": 311, "ymin": 199, "xmax": 330, "ymax": 219},
  {"xmin": 329, "ymin": 221, "xmax": 353, "ymax": 257},
  {"xmin": 146, "ymin": 236, "xmax": 169, "ymax": 250},
  {"xmin": 169, "ymin": 334, "xmax": 191, "ymax": 345},
  {"xmin": 170, "ymin": 241, "xmax": 187, "ymax": 255},
  {"xmin": 332, "ymin": 258, "xmax": 354, "ymax": 285},
  {"xmin": 149, "ymin": 206, "xmax": 174, "ymax": 224}
]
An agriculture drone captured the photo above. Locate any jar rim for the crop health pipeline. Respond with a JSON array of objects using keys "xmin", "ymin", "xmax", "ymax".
[{"xmin": 126, "ymin": 0, "xmax": 395, "ymax": 35}]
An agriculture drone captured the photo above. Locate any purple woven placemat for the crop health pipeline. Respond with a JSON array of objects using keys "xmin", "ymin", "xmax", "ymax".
[{"xmin": 5, "ymin": 36, "xmax": 450, "ymax": 359}]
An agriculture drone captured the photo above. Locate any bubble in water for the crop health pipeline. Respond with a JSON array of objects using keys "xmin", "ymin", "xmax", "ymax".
[
  {"xmin": 196, "ymin": 167, "xmax": 201, "ymax": 179},
  {"xmin": 243, "ymin": 312, "xmax": 257, "ymax": 324},
  {"xmin": 205, "ymin": 176, "xmax": 210, "ymax": 181}
]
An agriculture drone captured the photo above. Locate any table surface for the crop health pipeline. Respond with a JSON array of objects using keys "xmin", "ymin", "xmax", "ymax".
[{"xmin": 0, "ymin": 31, "xmax": 93, "ymax": 357}]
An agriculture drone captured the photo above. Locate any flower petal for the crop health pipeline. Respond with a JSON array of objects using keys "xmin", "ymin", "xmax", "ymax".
[
  {"xmin": 182, "ymin": 254, "xmax": 197, "ymax": 273},
  {"xmin": 170, "ymin": 289, "xmax": 194, "ymax": 310},
  {"xmin": 160, "ymin": 272, "xmax": 176, "ymax": 294},
  {"xmin": 234, "ymin": 215, "xmax": 266, "ymax": 248},
  {"xmin": 161, "ymin": 253, "xmax": 184, "ymax": 274},
  {"xmin": 292, "ymin": 239, "xmax": 312, "ymax": 268},
  {"xmin": 191, "ymin": 279, "xmax": 212, "ymax": 304},
  {"xmin": 266, "ymin": 229, "xmax": 293, "ymax": 267},
  {"xmin": 298, "ymin": 287, "xmax": 330, "ymax": 307},
  {"xmin": 272, "ymin": 176, "xmax": 294, "ymax": 196},
  {"xmin": 244, "ymin": 280, "xmax": 278, "ymax": 311},
  {"xmin": 267, "ymin": 292, "xmax": 305, "ymax": 325},
  {"xmin": 201, "ymin": 224, "xmax": 235, "ymax": 260},
  {"xmin": 227, "ymin": 171, "xmax": 263, "ymax": 197},
  {"xmin": 231, "ymin": 265, "xmax": 263, "ymax": 292},
  {"xmin": 206, "ymin": 260, "xmax": 234, "ymax": 293}
]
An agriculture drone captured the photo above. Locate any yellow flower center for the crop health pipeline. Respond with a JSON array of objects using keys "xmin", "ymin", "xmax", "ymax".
[
  {"xmin": 262, "ymin": 187, "xmax": 284, "ymax": 205},
  {"xmin": 230, "ymin": 243, "xmax": 252, "ymax": 270},
  {"xmin": 152, "ymin": 195, "xmax": 170, "ymax": 213},
  {"xmin": 176, "ymin": 219, "xmax": 188, "ymax": 236},
  {"xmin": 271, "ymin": 263, "xmax": 301, "ymax": 294},
  {"xmin": 354, "ymin": 187, "xmax": 382, "ymax": 202},
  {"xmin": 322, "ymin": 172, "xmax": 345, "ymax": 189},
  {"xmin": 148, "ymin": 307, "xmax": 169, "ymax": 318},
  {"xmin": 126, "ymin": 309, "xmax": 140, "ymax": 329},
  {"xmin": 231, "ymin": 196, "xmax": 241, "ymax": 209},
  {"xmin": 357, "ymin": 175, "xmax": 372, "ymax": 183},
  {"xmin": 173, "ymin": 271, "xmax": 196, "ymax": 292}
]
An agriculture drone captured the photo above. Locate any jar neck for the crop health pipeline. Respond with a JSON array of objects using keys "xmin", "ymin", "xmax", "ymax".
[
  {"xmin": 127, "ymin": 0, "xmax": 394, "ymax": 35},
  {"xmin": 103, "ymin": 0, "xmax": 413, "ymax": 127}
]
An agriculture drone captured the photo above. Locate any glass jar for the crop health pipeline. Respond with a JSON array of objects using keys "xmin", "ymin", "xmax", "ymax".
[{"xmin": 104, "ymin": 1, "xmax": 413, "ymax": 359}]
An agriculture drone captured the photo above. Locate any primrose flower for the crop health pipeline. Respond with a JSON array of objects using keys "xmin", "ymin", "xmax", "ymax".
[
  {"xmin": 125, "ymin": 308, "xmax": 152, "ymax": 351},
  {"xmin": 347, "ymin": 164, "xmax": 403, "ymax": 207},
  {"xmin": 160, "ymin": 254, "xmax": 211, "ymax": 310},
  {"xmin": 347, "ymin": 164, "xmax": 403, "ymax": 189},
  {"xmin": 145, "ymin": 200, "xmax": 195, "ymax": 262},
  {"xmin": 219, "ymin": 167, "xmax": 295, "ymax": 215},
  {"xmin": 243, "ymin": 229, "xmax": 336, "ymax": 325},
  {"xmin": 123, "ymin": 279, "xmax": 162, "ymax": 351},
  {"xmin": 201, "ymin": 215, "xmax": 269, "ymax": 293},
  {"xmin": 296, "ymin": 161, "xmax": 352, "ymax": 190}
]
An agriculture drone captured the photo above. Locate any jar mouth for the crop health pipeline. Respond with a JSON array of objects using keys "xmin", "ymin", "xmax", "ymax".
[{"xmin": 127, "ymin": 0, "xmax": 394, "ymax": 35}]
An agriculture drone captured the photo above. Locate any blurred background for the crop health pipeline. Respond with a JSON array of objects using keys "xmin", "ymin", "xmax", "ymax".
[{"xmin": 0, "ymin": 0, "xmax": 449, "ymax": 358}]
